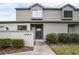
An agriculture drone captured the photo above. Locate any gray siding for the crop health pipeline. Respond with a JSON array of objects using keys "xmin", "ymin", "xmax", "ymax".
[
  {"xmin": 16, "ymin": 5, "xmax": 79, "ymax": 22},
  {"xmin": 73, "ymin": 11, "xmax": 79, "ymax": 21},
  {"xmin": 72, "ymin": 25, "xmax": 79, "ymax": 33},
  {"xmin": 16, "ymin": 10, "xmax": 31, "ymax": 21},
  {"xmin": 43, "ymin": 10, "xmax": 62, "ymax": 21},
  {"xmin": 69, "ymin": 26, "xmax": 73, "ymax": 33},
  {"xmin": 43, "ymin": 23, "xmax": 68, "ymax": 39}
]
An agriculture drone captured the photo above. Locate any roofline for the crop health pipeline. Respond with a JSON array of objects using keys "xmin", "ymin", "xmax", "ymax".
[
  {"xmin": 15, "ymin": 8, "xmax": 61, "ymax": 10},
  {"xmin": 16, "ymin": 8, "xmax": 79, "ymax": 10},
  {"xmin": 15, "ymin": 8, "xmax": 30, "ymax": 10},
  {"xmin": 15, "ymin": 3, "xmax": 79, "ymax": 10},
  {"xmin": 61, "ymin": 4, "xmax": 76, "ymax": 9},
  {"xmin": 29, "ymin": 3, "xmax": 44, "ymax": 9},
  {"xmin": 16, "ymin": 3, "xmax": 44, "ymax": 10}
]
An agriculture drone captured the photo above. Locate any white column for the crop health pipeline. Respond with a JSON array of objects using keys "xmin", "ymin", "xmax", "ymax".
[{"xmin": 27, "ymin": 23, "xmax": 30, "ymax": 31}]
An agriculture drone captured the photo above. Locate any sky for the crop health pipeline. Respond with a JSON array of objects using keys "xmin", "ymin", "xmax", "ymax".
[
  {"xmin": 0, "ymin": 3, "xmax": 33, "ymax": 21},
  {"xmin": 0, "ymin": 0, "xmax": 79, "ymax": 21}
]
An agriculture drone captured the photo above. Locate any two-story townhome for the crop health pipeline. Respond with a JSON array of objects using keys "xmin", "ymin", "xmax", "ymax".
[{"xmin": 0, "ymin": 3, "xmax": 79, "ymax": 40}]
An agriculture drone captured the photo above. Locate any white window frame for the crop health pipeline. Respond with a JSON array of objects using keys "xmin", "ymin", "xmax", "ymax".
[{"xmin": 32, "ymin": 9, "xmax": 43, "ymax": 17}]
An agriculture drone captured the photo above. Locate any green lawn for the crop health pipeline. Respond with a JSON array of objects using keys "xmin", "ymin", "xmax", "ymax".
[{"xmin": 48, "ymin": 44, "xmax": 79, "ymax": 55}]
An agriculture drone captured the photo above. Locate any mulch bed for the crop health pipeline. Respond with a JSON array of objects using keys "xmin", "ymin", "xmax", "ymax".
[{"xmin": 0, "ymin": 47, "xmax": 33, "ymax": 55}]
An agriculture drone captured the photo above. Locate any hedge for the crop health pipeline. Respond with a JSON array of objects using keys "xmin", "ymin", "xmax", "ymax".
[
  {"xmin": 46, "ymin": 33, "xmax": 79, "ymax": 44},
  {"xmin": 46, "ymin": 33, "xmax": 57, "ymax": 44},
  {"xmin": 0, "ymin": 38, "xmax": 24, "ymax": 49},
  {"xmin": 11, "ymin": 39, "xmax": 24, "ymax": 48},
  {"xmin": 58, "ymin": 33, "xmax": 70, "ymax": 43},
  {"xmin": 70, "ymin": 34, "xmax": 79, "ymax": 43},
  {"xmin": 0, "ymin": 38, "xmax": 11, "ymax": 48}
]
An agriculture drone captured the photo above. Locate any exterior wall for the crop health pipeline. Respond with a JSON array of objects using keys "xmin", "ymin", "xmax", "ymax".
[
  {"xmin": 0, "ymin": 31, "xmax": 34, "ymax": 47},
  {"xmin": 16, "ymin": 5, "xmax": 79, "ymax": 22},
  {"xmin": 16, "ymin": 9, "xmax": 62, "ymax": 21},
  {"xmin": 73, "ymin": 11, "xmax": 79, "ymax": 21},
  {"xmin": 68, "ymin": 24, "xmax": 79, "ymax": 34},
  {"xmin": 16, "ymin": 5, "xmax": 43, "ymax": 21},
  {"xmin": 0, "ymin": 23, "xmax": 30, "ymax": 31},
  {"xmin": 16, "ymin": 10, "xmax": 31, "ymax": 21},
  {"xmin": 43, "ymin": 23, "xmax": 68, "ymax": 39},
  {"xmin": 69, "ymin": 26, "xmax": 73, "ymax": 33},
  {"xmin": 72, "ymin": 25, "xmax": 79, "ymax": 33},
  {"xmin": 43, "ymin": 10, "xmax": 62, "ymax": 21}
]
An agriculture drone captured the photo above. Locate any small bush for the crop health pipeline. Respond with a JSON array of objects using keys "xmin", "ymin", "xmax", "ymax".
[
  {"xmin": 0, "ymin": 38, "xmax": 11, "ymax": 48},
  {"xmin": 58, "ymin": 33, "xmax": 71, "ymax": 43},
  {"xmin": 0, "ymin": 39, "xmax": 4, "ymax": 48},
  {"xmin": 70, "ymin": 34, "xmax": 79, "ymax": 43},
  {"xmin": 11, "ymin": 39, "xmax": 24, "ymax": 48},
  {"xmin": 46, "ymin": 33, "xmax": 57, "ymax": 44}
]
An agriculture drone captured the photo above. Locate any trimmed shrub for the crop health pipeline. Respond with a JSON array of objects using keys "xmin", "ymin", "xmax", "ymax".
[
  {"xmin": 11, "ymin": 39, "xmax": 24, "ymax": 48},
  {"xmin": 0, "ymin": 38, "xmax": 11, "ymax": 48},
  {"xmin": 58, "ymin": 33, "xmax": 70, "ymax": 43},
  {"xmin": 0, "ymin": 39, "xmax": 4, "ymax": 48},
  {"xmin": 70, "ymin": 34, "xmax": 79, "ymax": 43},
  {"xmin": 46, "ymin": 33, "xmax": 79, "ymax": 44},
  {"xmin": 46, "ymin": 33, "xmax": 57, "ymax": 44}
]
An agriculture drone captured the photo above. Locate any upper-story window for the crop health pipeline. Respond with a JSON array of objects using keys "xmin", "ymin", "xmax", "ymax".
[
  {"xmin": 32, "ymin": 10, "xmax": 43, "ymax": 17},
  {"xmin": 64, "ymin": 11, "xmax": 73, "ymax": 18}
]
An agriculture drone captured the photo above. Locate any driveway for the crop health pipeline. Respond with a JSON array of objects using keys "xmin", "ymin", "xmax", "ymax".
[{"xmin": 9, "ymin": 40, "xmax": 55, "ymax": 55}]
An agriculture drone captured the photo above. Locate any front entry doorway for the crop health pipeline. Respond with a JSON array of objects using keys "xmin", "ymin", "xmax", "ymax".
[{"xmin": 31, "ymin": 24, "xmax": 43, "ymax": 39}]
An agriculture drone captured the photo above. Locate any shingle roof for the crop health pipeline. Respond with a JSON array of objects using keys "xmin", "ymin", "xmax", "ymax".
[{"xmin": 15, "ymin": 3, "xmax": 79, "ymax": 10}]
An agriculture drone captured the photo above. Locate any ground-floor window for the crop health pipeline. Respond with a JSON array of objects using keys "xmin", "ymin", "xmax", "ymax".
[{"xmin": 17, "ymin": 25, "xmax": 27, "ymax": 30}]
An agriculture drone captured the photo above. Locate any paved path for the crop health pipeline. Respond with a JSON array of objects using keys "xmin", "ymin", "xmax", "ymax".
[{"xmin": 8, "ymin": 40, "xmax": 55, "ymax": 55}]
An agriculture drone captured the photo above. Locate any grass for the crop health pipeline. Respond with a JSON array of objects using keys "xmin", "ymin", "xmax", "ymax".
[{"xmin": 48, "ymin": 43, "xmax": 79, "ymax": 55}]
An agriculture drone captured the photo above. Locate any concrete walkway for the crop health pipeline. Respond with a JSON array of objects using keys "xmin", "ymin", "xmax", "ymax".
[{"xmin": 9, "ymin": 40, "xmax": 55, "ymax": 55}]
